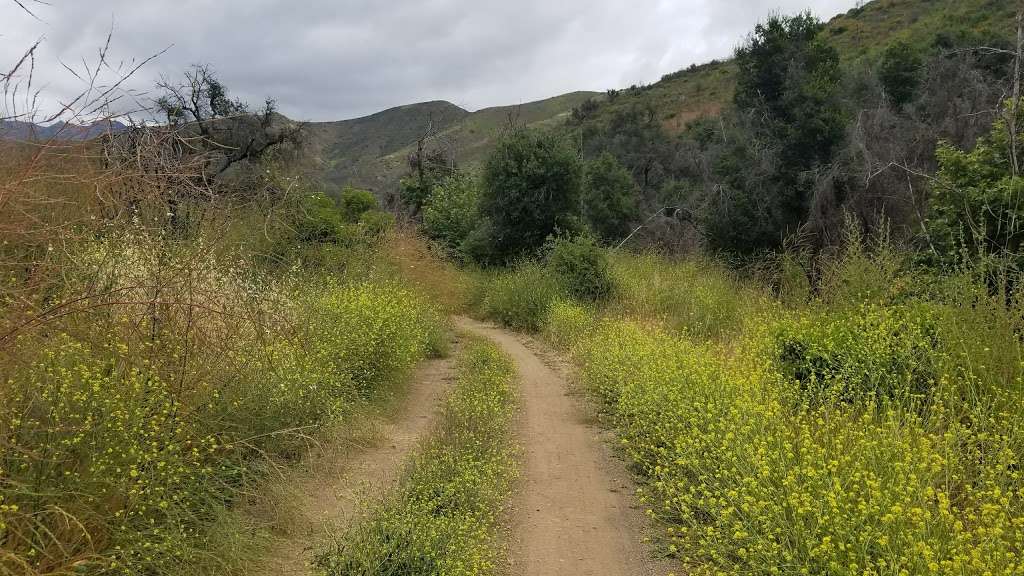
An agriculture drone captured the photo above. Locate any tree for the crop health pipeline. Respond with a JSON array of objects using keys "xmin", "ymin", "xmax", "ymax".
[
  {"xmin": 480, "ymin": 130, "xmax": 583, "ymax": 262},
  {"xmin": 718, "ymin": 12, "xmax": 845, "ymax": 254},
  {"xmin": 879, "ymin": 41, "xmax": 923, "ymax": 109},
  {"xmin": 422, "ymin": 173, "xmax": 481, "ymax": 256},
  {"xmin": 582, "ymin": 153, "xmax": 639, "ymax": 244},
  {"xmin": 398, "ymin": 116, "xmax": 455, "ymax": 216},
  {"xmin": 736, "ymin": 12, "xmax": 844, "ymax": 171},
  {"xmin": 929, "ymin": 103, "xmax": 1024, "ymax": 263},
  {"xmin": 154, "ymin": 64, "xmax": 302, "ymax": 181},
  {"xmin": 583, "ymin": 102, "xmax": 672, "ymax": 194}
]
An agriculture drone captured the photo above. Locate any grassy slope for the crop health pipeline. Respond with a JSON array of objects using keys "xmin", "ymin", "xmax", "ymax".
[
  {"xmin": 438, "ymin": 91, "xmax": 601, "ymax": 165},
  {"xmin": 308, "ymin": 92, "xmax": 598, "ymax": 192},
  {"xmin": 306, "ymin": 101, "xmax": 470, "ymax": 191},
  {"xmin": 579, "ymin": 0, "xmax": 1017, "ymax": 136}
]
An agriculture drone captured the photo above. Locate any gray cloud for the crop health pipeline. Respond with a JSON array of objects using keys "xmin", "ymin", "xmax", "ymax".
[{"xmin": 1, "ymin": 0, "xmax": 857, "ymax": 122}]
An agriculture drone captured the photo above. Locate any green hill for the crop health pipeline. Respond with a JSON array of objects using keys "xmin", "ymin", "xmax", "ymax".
[
  {"xmin": 306, "ymin": 100, "xmax": 469, "ymax": 192},
  {"xmin": 574, "ymin": 0, "xmax": 1017, "ymax": 137},
  {"xmin": 306, "ymin": 92, "xmax": 599, "ymax": 193}
]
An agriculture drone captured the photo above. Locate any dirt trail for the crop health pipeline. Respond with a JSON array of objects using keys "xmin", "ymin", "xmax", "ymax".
[
  {"xmin": 456, "ymin": 317, "xmax": 671, "ymax": 576},
  {"xmin": 244, "ymin": 338, "xmax": 460, "ymax": 576}
]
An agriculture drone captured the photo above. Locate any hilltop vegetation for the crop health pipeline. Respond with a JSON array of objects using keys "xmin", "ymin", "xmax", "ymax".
[{"xmin": 571, "ymin": 0, "xmax": 1018, "ymax": 139}]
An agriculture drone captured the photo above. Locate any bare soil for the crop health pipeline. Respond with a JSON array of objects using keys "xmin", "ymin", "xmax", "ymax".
[{"xmin": 456, "ymin": 317, "xmax": 673, "ymax": 576}]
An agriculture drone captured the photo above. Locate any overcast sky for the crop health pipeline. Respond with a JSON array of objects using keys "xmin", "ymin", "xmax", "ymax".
[{"xmin": 1, "ymin": 0, "xmax": 858, "ymax": 122}]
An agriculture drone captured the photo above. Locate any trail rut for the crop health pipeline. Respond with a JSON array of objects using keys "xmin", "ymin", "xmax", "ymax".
[
  {"xmin": 456, "ymin": 317, "xmax": 671, "ymax": 576},
  {"xmin": 243, "ymin": 338, "xmax": 460, "ymax": 576}
]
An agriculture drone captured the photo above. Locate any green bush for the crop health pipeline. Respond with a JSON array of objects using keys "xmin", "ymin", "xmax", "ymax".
[
  {"xmin": 582, "ymin": 153, "xmax": 639, "ymax": 244},
  {"xmin": 338, "ymin": 187, "xmax": 379, "ymax": 223},
  {"xmin": 773, "ymin": 303, "xmax": 942, "ymax": 406},
  {"xmin": 479, "ymin": 262, "xmax": 564, "ymax": 332},
  {"xmin": 878, "ymin": 41, "xmax": 923, "ymax": 108},
  {"xmin": 930, "ymin": 104, "xmax": 1024, "ymax": 265},
  {"xmin": 316, "ymin": 340, "xmax": 516, "ymax": 576},
  {"xmin": 545, "ymin": 236, "xmax": 615, "ymax": 302},
  {"xmin": 480, "ymin": 129, "xmax": 583, "ymax": 263},
  {"xmin": 295, "ymin": 192, "xmax": 346, "ymax": 244},
  {"xmin": 422, "ymin": 173, "xmax": 481, "ymax": 257},
  {"xmin": 358, "ymin": 209, "xmax": 394, "ymax": 240}
]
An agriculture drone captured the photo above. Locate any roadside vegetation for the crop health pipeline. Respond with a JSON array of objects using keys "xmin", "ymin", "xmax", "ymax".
[
  {"xmin": 316, "ymin": 339, "xmax": 517, "ymax": 576},
  {"xmin": 472, "ymin": 228, "xmax": 1024, "ymax": 573},
  {"xmin": 5, "ymin": 0, "xmax": 1024, "ymax": 575},
  {"xmin": 444, "ymin": 9, "xmax": 1024, "ymax": 573},
  {"xmin": 0, "ymin": 69, "xmax": 443, "ymax": 574}
]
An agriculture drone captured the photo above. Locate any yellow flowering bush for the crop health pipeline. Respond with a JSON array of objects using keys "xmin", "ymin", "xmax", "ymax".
[
  {"xmin": 0, "ymin": 241, "xmax": 442, "ymax": 574},
  {"xmin": 317, "ymin": 340, "xmax": 517, "ymax": 576},
  {"xmin": 550, "ymin": 251, "xmax": 1024, "ymax": 575},
  {"xmin": 543, "ymin": 298, "xmax": 596, "ymax": 350}
]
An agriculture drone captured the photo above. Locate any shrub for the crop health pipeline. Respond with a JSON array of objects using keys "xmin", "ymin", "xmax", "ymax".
[
  {"xmin": 929, "ymin": 104, "xmax": 1024, "ymax": 266},
  {"xmin": 479, "ymin": 262, "xmax": 564, "ymax": 332},
  {"xmin": 480, "ymin": 130, "xmax": 583, "ymax": 263},
  {"xmin": 422, "ymin": 173, "xmax": 481, "ymax": 257},
  {"xmin": 545, "ymin": 236, "xmax": 615, "ymax": 302},
  {"xmin": 879, "ymin": 41, "xmax": 923, "ymax": 108},
  {"xmin": 338, "ymin": 186, "xmax": 379, "ymax": 223},
  {"xmin": 295, "ymin": 192, "xmax": 346, "ymax": 244},
  {"xmin": 582, "ymin": 153, "xmax": 639, "ymax": 244},
  {"xmin": 773, "ymin": 303, "xmax": 942, "ymax": 406},
  {"xmin": 358, "ymin": 209, "xmax": 394, "ymax": 240}
]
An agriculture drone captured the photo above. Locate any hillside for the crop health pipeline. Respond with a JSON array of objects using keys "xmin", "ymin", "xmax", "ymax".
[
  {"xmin": 305, "ymin": 100, "xmax": 469, "ymax": 191},
  {"xmin": 306, "ymin": 91, "xmax": 599, "ymax": 193},
  {"xmin": 0, "ymin": 119, "xmax": 127, "ymax": 141},
  {"xmin": 572, "ymin": 0, "xmax": 1018, "ymax": 136},
  {"xmin": 309, "ymin": 0, "xmax": 1018, "ymax": 197}
]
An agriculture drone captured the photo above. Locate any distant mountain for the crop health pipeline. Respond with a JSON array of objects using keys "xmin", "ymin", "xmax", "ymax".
[
  {"xmin": 305, "ymin": 100, "xmax": 470, "ymax": 192},
  {"xmin": 0, "ymin": 119, "xmax": 128, "ymax": 141},
  {"xmin": 305, "ymin": 92, "xmax": 600, "ymax": 193}
]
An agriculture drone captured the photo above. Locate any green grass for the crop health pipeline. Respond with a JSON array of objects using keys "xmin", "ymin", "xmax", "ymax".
[
  {"xmin": 473, "ymin": 261, "xmax": 567, "ymax": 332},
  {"xmin": 315, "ymin": 339, "xmax": 517, "ymax": 576}
]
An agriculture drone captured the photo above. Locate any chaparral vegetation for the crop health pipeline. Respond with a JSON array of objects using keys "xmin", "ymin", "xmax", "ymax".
[{"xmin": 3, "ymin": 0, "xmax": 1024, "ymax": 574}]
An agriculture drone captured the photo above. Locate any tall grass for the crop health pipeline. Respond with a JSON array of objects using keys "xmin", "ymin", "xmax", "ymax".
[
  {"xmin": 0, "ymin": 133, "xmax": 443, "ymax": 574},
  {"xmin": 473, "ymin": 261, "xmax": 565, "ymax": 332},
  {"xmin": 543, "ymin": 247, "xmax": 1024, "ymax": 574}
]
